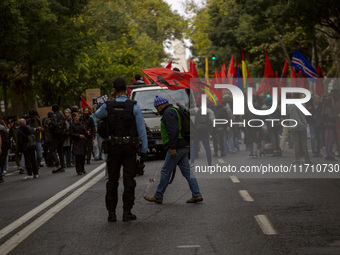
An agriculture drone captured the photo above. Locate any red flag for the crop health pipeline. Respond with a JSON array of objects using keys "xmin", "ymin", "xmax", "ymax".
[
  {"xmin": 213, "ymin": 68, "xmax": 223, "ymax": 98},
  {"xmin": 142, "ymin": 67, "xmax": 194, "ymax": 90},
  {"xmin": 190, "ymin": 60, "xmax": 199, "ymax": 78},
  {"xmin": 143, "ymin": 75, "xmax": 151, "ymax": 85},
  {"xmin": 257, "ymin": 52, "xmax": 276, "ymax": 95},
  {"xmin": 220, "ymin": 63, "xmax": 227, "ymax": 79},
  {"xmin": 227, "ymin": 55, "xmax": 235, "ymax": 85},
  {"xmin": 132, "ymin": 77, "xmax": 136, "ymax": 84},
  {"xmin": 80, "ymin": 96, "xmax": 89, "ymax": 109},
  {"xmin": 298, "ymin": 71, "xmax": 310, "ymax": 90},
  {"xmin": 264, "ymin": 52, "xmax": 275, "ymax": 78},
  {"xmin": 291, "ymin": 67, "xmax": 297, "ymax": 87},
  {"xmin": 280, "ymin": 59, "xmax": 288, "ymax": 88},
  {"xmin": 227, "ymin": 55, "xmax": 235, "ymax": 78},
  {"xmin": 315, "ymin": 65, "xmax": 325, "ymax": 96},
  {"xmin": 165, "ymin": 60, "xmax": 172, "ymax": 69},
  {"xmin": 213, "ymin": 68, "xmax": 220, "ymax": 79},
  {"xmin": 142, "ymin": 67, "xmax": 223, "ymax": 105}
]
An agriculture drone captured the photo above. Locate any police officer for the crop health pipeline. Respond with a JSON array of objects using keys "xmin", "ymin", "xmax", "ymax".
[{"xmin": 95, "ymin": 77, "xmax": 148, "ymax": 222}]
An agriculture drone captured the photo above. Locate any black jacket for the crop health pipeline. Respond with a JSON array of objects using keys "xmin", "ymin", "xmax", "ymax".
[
  {"xmin": 17, "ymin": 126, "xmax": 35, "ymax": 152},
  {"xmin": 160, "ymin": 104, "xmax": 188, "ymax": 150},
  {"xmin": 70, "ymin": 122, "xmax": 87, "ymax": 155},
  {"xmin": 81, "ymin": 115, "xmax": 95, "ymax": 138}
]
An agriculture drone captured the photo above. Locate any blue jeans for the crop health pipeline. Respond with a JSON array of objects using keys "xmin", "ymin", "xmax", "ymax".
[
  {"xmin": 20, "ymin": 154, "xmax": 25, "ymax": 170},
  {"xmin": 35, "ymin": 142, "xmax": 42, "ymax": 167},
  {"xmin": 155, "ymin": 147, "xmax": 202, "ymax": 199},
  {"xmin": 64, "ymin": 146, "xmax": 71, "ymax": 165},
  {"xmin": 190, "ymin": 134, "xmax": 212, "ymax": 165}
]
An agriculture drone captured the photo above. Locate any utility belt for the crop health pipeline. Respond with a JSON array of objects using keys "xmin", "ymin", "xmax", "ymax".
[{"xmin": 102, "ymin": 136, "xmax": 140, "ymax": 153}]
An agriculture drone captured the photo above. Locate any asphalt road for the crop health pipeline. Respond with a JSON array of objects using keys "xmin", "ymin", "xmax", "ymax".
[{"xmin": 0, "ymin": 144, "xmax": 340, "ymax": 255}]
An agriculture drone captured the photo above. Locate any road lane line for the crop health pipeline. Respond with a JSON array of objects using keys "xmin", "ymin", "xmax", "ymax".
[
  {"xmin": 254, "ymin": 215, "xmax": 277, "ymax": 235},
  {"xmin": 0, "ymin": 171, "xmax": 105, "ymax": 255},
  {"xmin": 0, "ymin": 163, "xmax": 105, "ymax": 241},
  {"xmin": 239, "ymin": 190, "xmax": 254, "ymax": 202},
  {"xmin": 230, "ymin": 176, "xmax": 240, "ymax": 183}
]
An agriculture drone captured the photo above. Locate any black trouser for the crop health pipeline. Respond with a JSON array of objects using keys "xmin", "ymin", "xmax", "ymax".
[
  {"xmin": 212, "ymin": 129, "xmax": 225, "ymax": 155},
  {"xmin": 268, "ymin": 125, "xmax": 281, "ymax": 152},
  {"xmin": 75, "ymin": 155, "xmax": 85, "ymax": 174},
  {"xmin": 49, "ymin": 137, "xmax": 65, "ymax": 168},
  {"xmin": 106, "ymin": 143, "xmax": 137, "ymax": 212},
  {"xmin": 43, "ymin": 141, "xmax": 51, "ymax": 166},
  {"xmin": 86, "ymin": 138, "xmax": 93, "ymax": 163},
  {"xmin": 23, "ymin": 150, "xmax": 38, "ymax": 176}
]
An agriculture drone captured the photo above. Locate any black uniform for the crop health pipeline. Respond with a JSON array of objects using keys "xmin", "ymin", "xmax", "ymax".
[{"xmin": 105, "ymin": 99, "xmax": 139, "ymax": 215}]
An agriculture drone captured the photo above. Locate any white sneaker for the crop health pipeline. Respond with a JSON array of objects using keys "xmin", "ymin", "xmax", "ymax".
[
  {"xmin": 3, "ymin": 170, "xmax": 7, "ymax": 174},
  {"xmin": 34, "ymin": 174, "xmax": 39, "ymax": 179},
  {"xmin": 23, "ymin": 175, "xmax": 33, "ymax": 180}
]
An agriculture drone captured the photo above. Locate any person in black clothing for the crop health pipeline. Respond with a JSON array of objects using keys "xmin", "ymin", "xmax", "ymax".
[
  {"xmin": 95, "ymin": 77, "xmax": 148, "ymax": 222},
  {"xmin": 211, "ymin": 103, "xmax": 229, "ymax": 157},
  {"xmin": 63, "ymin": 108, "xmax": 72, "ymax": 167},
  {"xmin": 50, "ymin": 104, "xmax": 66, "ymax": 173},
  {"xmin": 132, "ymin": 74, "xmax": 145, "ymax": 86},
  {"xmin": 70, "ymin": 112, "xmax": 87, "ymax": 175},
  {"xmin": 81, "ymin": 106, "xmax": 95, "ymax": 164},
  {"xmin": 42, "ymin": 112, "xmax": 55, "ymax": 167},
  {"xmin": 0, "ymin": 121, "xmax": 9, "ymax": 183},
  {"xmin": 27, "ymin": 109, "xmax": 43, "ymax": 168},
  {"xmin": 18, "ymin": 118, "xmax": 39, "ymax": 179}
]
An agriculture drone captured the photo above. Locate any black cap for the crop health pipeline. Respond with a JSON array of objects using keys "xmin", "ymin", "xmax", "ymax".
[{"xmin": 113, "ymin": 77, "xmax": 126, "ymax": 92}]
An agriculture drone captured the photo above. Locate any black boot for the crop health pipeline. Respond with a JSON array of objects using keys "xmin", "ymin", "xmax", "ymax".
[
  {"xmin": 108, "ymin": 211, "xmax": 117, "ymax": 222},
  {"xmin": 122, "ymin": 210, "xmax": 137, "ymax": 221}
]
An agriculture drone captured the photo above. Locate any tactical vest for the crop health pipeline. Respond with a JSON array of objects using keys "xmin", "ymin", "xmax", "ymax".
[{"xmin": 106, "ymin": 99, "xmax": 138, "ymax": 137}]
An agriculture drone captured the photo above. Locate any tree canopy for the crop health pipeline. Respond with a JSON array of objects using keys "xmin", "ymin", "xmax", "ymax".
[
  {"xmin": 188, "ymin": 0, "xmax": 340, "ymax": 79},
  {"xmin": 0, "ymin": 0, "xmax": 185, "ymax": 115}
]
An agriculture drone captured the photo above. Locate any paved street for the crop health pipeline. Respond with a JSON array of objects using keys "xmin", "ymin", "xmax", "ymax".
[{"xmin": 1, "ymin": 144, "xmax": 340, "ymax": 255}]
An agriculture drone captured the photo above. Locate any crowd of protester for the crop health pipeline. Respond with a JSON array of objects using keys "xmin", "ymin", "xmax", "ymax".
[
  {"xmin": 190, "ymin": 89, "xmax": 340, "ymax": 166},
  {"xmin": 2, "ymin": 88, "xmax": 340, "ymax": 184},
  {"xmin": 0, "ymin": 104, "xmax": 102, "ymax": 183}
]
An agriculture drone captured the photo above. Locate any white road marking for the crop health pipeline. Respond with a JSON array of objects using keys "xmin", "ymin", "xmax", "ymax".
[
  {"xmin": 4, "ymin": 171, "xmax": 19, "ymax": 176},
  {"xmin": 0, "ymin": 163, "xmax": 105, "ymax": 241},
  {"xmin": 217, "ymin": 158, "xmax": 225, "ymax": 164},
  {"xmin": 230, "ymin": 176, "xmax": 240, "ymax": 183},
  {"xmin": 0, "ymin": 171, "xmax": 105, "ymax": 255},
  {"xmin": 254, "ymin": 215, "xmax": 277, "ymax": 235},
  {"xmin": 239, "ymin": 190, "xmax": 254, "ymax": 202}
]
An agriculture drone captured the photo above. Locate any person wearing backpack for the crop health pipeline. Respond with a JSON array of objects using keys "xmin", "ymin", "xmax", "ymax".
[
  {"xmin": 50, "ymin": 104, "xmax": 67, "ymax": 173},
  {"xmin": 17, "ymin": 118, "xmax": 39, "ymax": 179},
  {"xmin": 144, "ymin": 96, "xmax": 203, "ymax": 204}
]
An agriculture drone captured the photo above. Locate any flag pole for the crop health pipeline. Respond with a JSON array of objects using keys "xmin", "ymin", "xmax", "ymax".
[{"xmin": 160, "ymin": 87, "xmax": 178, "ymax": 104}]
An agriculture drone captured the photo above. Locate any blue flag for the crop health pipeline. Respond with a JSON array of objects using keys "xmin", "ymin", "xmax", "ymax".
[
  {"xmin": 236, "ymin": 66, "xmax": 243, "ymax": 90},
  {"xmin": 291, "ymin": 49, "xmax": 318, "ymax": 82}
]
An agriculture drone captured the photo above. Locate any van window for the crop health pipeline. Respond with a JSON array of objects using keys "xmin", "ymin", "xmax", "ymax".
[{"xmin": 132, "ymin": 89, "xmax": 190, "ymax": 112}]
